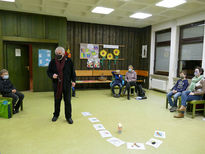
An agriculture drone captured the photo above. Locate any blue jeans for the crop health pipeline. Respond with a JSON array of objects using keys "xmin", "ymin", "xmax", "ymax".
[
  {"xmin": 181, "ymin": 90, "xmax": 203, "ymax": 107},
  {"xmin": 167, "ymin": 91, "xmax": 182, "ymax": 107}
]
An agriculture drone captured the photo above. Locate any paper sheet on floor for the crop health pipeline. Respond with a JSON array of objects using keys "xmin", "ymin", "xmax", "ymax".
[
  {"xmin": 99, "ymin": 130, "xmax": 112, "ymax": 138},
  {"xmin": 202, "ymin": 118, "xmax": 205, "ymax": 121},
  {"xmin": 106, "ymin": 137, "xmax": 125, "ymax": 147},
  {"xmin": 88, "ymin": 117, "xmax": 100, "ymax": 123},
  {"xmin": 127, "ymin": 142, "xmax": 146, "ymax": 150},
  {"xmin": 81, "ymin": 112, "xmax": 92, "ymax": 116},
  {"xmin": 154, "ymin": 131, "xmax": 166, "ymax": 138},
  {"xmin": 146, "ymin": 138, "xmax": 162, "ymax": 148},
  {"xmin": 93, "ymin": 124, "xmax": 105, "ymax": 130}
]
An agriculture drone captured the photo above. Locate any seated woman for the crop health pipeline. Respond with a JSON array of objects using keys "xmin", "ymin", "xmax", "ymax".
[
  {"xmin": 0, "ymin": 69, "xmax": 24, "ymax": 114},
  {"xmin": 174, "ymin": 67, "xmax": 204, "ymax": 118},
  {"xmin": 167, "ymin": 71, "xmax": 189, "ymax": 112},
  {"xmin": 124, "ymin": 65, "xmax": 146, "ymax": 100},
  {"xmin": 111, "ymin": 70, "xmax": 123, "ymax": 97}
]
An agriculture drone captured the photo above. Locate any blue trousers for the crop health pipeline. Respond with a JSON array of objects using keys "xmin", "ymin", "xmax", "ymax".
[
  {"xmin": 181, "ymin": 90, "xmax": 203, "ymax": 107},
  {"xmin": 167, "ymin": 91, "xmax": 182, "ymax": 107}
]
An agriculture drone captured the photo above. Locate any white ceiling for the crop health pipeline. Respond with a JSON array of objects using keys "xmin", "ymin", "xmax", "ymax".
[{"xmin": 0, "ymin": 0, "xmax": 205, "ymax": 27}]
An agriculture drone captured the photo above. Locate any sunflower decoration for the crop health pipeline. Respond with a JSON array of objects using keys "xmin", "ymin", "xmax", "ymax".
[
  {"xmin": 107, "ymin": 53, "xmax": 114, "ymax": 60},
  {"xmin": 100, "ymin": 49, "xmax": 107, "ymax": 67},
  {"xmin": 65, "ymin": 48, "xmax": 72, "ymax": 58},
  {"xmin": 113, "ymin": 49, "xmax": 120, "ymax": 64},
  {"xmin": 107, "ymin": 53, "xmax": 113, "ymax": 69},
  {"xmin": 100, "ymin": 49, "xmax": 107, "ymax": 57},
  {"xmin": 113, "ymin": 49, "xmax": 120, "ymax": 56}
]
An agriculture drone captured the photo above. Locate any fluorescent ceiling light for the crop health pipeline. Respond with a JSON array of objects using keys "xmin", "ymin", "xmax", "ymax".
[
  {"xmin": 0, "ymin": 0, "xmax": 15, "ymax": 2},
  {"xmin": 92, "ymin": 7, "xmax": 114, "ymax": 15},
  {"xmin": 130, "ymin": 12, "xmax": 152, "ymax": 19},
  {"xmin": 156, "ymin": 0, "xmax": 186, "ymax": 8}
]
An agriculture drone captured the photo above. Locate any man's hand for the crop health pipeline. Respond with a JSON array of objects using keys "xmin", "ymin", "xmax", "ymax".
[
  {"xmin": 53, "ymin": 74, "xmax": 58, "ymax": 79},
  {"xmin": 172, "ymin": 90, "xmax": 177, "ymax": 94},
  {"xmin": 72, "ymin": 82, "xmax": 76, "ymax": 87},
  {"xmin": 12, "ymin": 89, "xmax": 16, "ymax": 93},
  {"xmin": 189, "ymin": 92, "xmax": 195, "ymax": 95}
]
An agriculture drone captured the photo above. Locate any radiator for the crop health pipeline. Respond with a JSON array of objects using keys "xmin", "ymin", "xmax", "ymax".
[{"xmin": 151, "ymin": 78, "xmax": 167, "ymax": 91}]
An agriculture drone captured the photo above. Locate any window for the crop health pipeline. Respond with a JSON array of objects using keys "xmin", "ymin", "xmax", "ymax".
[
  {"xmin": 154, "ymin": 29, "xmax": 171, "ymax": 75},
  {"xmin": 178, "ymin": 21, "xmax": 204, "ymax": 78}
]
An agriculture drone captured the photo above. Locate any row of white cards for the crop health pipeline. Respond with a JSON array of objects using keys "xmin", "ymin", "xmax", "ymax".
[{"xmin": 81, "ymin": 112, "xmax": 166, "ymax": 149}]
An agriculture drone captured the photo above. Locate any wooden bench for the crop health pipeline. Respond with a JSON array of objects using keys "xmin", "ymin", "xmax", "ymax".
[{"xmin": 75, "ymin": 70, "xmax": 149, "ymax": 84}]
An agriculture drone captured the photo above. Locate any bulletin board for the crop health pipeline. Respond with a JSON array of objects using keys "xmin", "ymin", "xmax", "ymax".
[
  {"xmin": 80, "ymin": 43, "xmax": 99, "ymax": 59},
  {"xmin": 38, "ymin": 49, "xmax": 51, "ymax": 67}
]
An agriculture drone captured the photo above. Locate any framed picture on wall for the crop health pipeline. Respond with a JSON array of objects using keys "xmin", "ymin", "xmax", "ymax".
[{"xmin": 142, "ymin": 45, "xmax": 147, "ymax": 58}]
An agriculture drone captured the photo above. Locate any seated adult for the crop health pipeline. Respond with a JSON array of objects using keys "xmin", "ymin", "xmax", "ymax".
[
  {"xmin": 111, "ymin": 70, "xmax": 123, "ymax": 98},
  {"xmin": 167, "ymin": 71, "xmax": 189, "ymax": 112},
  {"xmin": 124, "ymin": 65, "xmax": 146, "ymax": 100},
  {"xmin": 174, "ymin": 67, "xmax": 204, "ymax": 118},
  {"xmin": 0, "ymin": 69, "xmax": 24, "ymax": 114}
]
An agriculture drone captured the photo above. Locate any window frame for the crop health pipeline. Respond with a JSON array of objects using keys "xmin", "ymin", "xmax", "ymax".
[
  {"xmin": 177, "ymin": 21, "xmax": 204, "ymax": 78},
  {"xmin": 154, "ymin": 29, "xmax": 171, "ymax": 76}
]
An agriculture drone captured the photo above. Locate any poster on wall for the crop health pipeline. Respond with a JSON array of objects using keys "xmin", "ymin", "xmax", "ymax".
[
  {"xmin": 142, "ymin": 45, "xmax": 147, "ymax": 58},
  {"xmin": 38, "ymin": 49, "xmax": 51, "ymax": 67},
  {"xmin": 15, "ymin": 49, "xmax": 21, "ymax": 57},
  {"xmin": 80, "ymin": 43, "xmax": 99, "ymax": 59}
]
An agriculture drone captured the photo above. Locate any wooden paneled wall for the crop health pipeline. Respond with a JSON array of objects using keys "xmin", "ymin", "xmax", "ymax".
[
  {"xmin": 0, "ymin": 10, "xmax": 67, "ymax": 91},
  {"xmin": 67, "ymin": 21, "xmax": 151, "ymax": 88}
]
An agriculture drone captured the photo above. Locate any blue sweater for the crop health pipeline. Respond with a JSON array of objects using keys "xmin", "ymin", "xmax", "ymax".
[
  {"xmin": 172, "ymin": 79, "xmax": 189, "ymax": 92},
  {"xmin": 112, "ymin": 71, "xmax": 123, "ymax": 84}
]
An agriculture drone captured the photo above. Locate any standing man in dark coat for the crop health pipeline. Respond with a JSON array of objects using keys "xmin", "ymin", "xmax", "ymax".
[{"xmin": 47, "ymin": 47, "xmax": 76, "ymax": 124}]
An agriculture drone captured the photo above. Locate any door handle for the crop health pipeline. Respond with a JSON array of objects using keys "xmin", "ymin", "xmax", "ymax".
[{"xmin": 25, "ymin": 66, "xmax": 29, "ymax": 71}]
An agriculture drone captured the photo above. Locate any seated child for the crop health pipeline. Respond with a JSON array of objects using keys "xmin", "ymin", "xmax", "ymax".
[
  {"xmin": 111, "ymin": 70, "xmax": 123, "ymax": 97},
  {"xmin": 124, "ymin": 65, "xmax": 147, "ymax": 100},
  {"xmin": 167, "ymin": 71, "xmax": 189, "ymax": 112},
  {"xmin": 0, "ymin": 69, "xmax": 24, "ymax": 114}
]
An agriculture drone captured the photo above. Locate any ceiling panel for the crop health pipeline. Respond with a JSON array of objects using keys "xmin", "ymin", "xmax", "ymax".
[{"xmin": 0, "ymin": 0, "xmax": 204, "ymax": 28}]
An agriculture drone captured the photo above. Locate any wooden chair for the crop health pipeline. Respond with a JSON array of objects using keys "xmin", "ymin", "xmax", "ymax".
[
  {"xmin": 177, "ymin": 97, "xmax": 205, "ymax": 118},
  {"xmin": 187, "ymin": 100, "xmax": 205, "ymax": 118}
]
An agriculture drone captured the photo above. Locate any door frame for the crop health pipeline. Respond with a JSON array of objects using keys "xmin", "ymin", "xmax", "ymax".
[{"xmin": 2, "ymin": 36, "xmax": 59, "ymax": 91}]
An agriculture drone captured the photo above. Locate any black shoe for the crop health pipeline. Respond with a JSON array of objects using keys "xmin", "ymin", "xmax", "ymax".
[
  {"xmin": 170, "ymin": 106, "xmax": 177, "ymax": 112},
  {"xmin": 52, "ymin": 116, "xmax": 58, "ymax": 122},
  {"xmin": 141, "ymin": 96, "xmax": 147, "ymax": 99},
  {"xmin": 113, "ymin": 94, "xmax": 117, "ymax": 97},
  {"xmin": 117, "ymin": 94, "xmax": 120, "ymax": 97},
  {"xmin": 13, "ymin": 110, "xmax": 17, "ymax": 114},
  {"xmin": 67, "ymin": 118, "xmax": 73, "ymax": 124}
]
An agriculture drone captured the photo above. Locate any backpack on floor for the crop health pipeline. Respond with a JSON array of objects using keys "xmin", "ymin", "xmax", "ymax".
[{"xmin": 0, "ymin": 99, "xmax": 12, "ymax": 119}]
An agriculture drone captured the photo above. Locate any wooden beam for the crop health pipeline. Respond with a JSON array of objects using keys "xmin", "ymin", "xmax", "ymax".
[{"xmin": 2, "ymin": 36, "xmax": 58, "ymax": 44}]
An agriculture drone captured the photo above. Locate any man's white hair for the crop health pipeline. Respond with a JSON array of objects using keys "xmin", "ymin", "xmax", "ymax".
[{"xmin": 55, "ymin": 46, "xmax": 65, "ymax": 55}]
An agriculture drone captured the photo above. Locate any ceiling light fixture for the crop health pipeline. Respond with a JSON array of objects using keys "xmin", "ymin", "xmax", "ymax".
[
  {"xmin": 0, "ymin": 0, "xmax": 15, "ymax": 2},
  {"xmin": 156, "ymin": 0, "xmax": 186, "ymax": 8},
  {"xmin": 92, "ymin": 6, "xmax": 114, "ymax": 15},
  {"xmin": 130, "ymin": 12, "xmax": 152, "ymax": 19}
]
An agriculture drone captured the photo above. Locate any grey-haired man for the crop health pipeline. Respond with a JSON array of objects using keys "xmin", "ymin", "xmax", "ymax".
[{"xmin": 47, "ymin": 47, "xmax": 76, "ymax": 124}]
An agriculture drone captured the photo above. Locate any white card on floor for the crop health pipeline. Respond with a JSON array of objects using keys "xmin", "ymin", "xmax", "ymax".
[
  {"xmin": 107, "ymin": 137, "xmax": 125, "ymax": 147},
  {"xmin": 202, "ymin": 118, "xmax": 205, "ymax": 121},
  {"xmin": 146, "ymin": 138, "xmax": 162, "ymax": 149},
  {"xmin": 88, "ymin": 118, "xmax": 100, "ymax": 123},
  {"xmin": 154, "ymin": 131, "xmax": 166, "ymax": 138},
  {"xmin": 127, "ymin": 142, "xmax": 146, "ymax": 150},
  {"xmin": 81, "ymin": 112, "xmax": 92, "ymax": 116},
  {"xmin": 99, "ymin": 130, "xmax": 112, "ymax": 138},
  {"xmin": 93, "ymin": 124, "xmax": 105, "ymax": 130}
]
